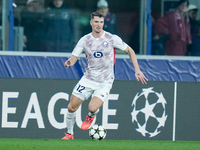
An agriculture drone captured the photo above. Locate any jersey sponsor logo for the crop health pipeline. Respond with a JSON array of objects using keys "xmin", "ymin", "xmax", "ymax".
[{"xmin": 94, "ymin": 51, "xmax": 103, "ymax": 58}]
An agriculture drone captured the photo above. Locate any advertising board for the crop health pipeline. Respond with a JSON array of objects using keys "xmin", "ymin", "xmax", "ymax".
[{"xmin": 0, "ymin": 78, "xmax": 199, "ymax": 140}]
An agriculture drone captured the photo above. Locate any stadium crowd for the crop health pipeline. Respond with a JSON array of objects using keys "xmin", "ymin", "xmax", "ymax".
[
  {"xmin": 18, "ymin": 0, "xmax": 117, "ymax": 52},
  {"xmin": 1, "ymin": 0, "xmax": 200, "ymax": 56}
]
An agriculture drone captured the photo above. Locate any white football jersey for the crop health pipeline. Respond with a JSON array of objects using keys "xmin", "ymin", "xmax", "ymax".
[{"xmin": 72, "ymin": 31, "xmax": 128, "ymax": 84}]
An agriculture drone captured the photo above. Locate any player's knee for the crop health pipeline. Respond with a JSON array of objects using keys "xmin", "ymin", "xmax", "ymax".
[{"xmin": 68, "ymin": 104, "xmax": 78, "ymax": 112}]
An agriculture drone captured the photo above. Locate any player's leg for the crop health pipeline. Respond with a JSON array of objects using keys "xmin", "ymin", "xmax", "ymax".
[
  {"xmin": 62, "ymin": 94, "xmax": 83, "ymax": 140},
  {"xmin": 81, "ymin": 83, "xmax": 112, "ymax": 130},
  {"xmin": 88, "ymin": 96, "xmax": 103, "ymax": 116},
  {"xmin": 81, "ymin": 96, "xmax": 103, "ymax": 130},
  {"xmin": 67, "ymin": 94, "xmax": 83, "ymax": 134},
  {"xmin": 63, "ymin": 76, "xmax": 94, "ymax": 138}
]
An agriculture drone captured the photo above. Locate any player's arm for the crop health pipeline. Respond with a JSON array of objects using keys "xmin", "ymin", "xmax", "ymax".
[
  {"xmin": 64, "ymin": 36, "xmax": 84, "ymax": 68},
  {"xmin": 124, "ymin": 46, "xmax": 148, "ymax": 84},
  {"xmin": 64, "ymin": 55, "xmax": 78, "ymax": 68}
]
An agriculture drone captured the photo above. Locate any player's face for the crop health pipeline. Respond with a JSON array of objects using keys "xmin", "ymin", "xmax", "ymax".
[{"xmin": 90, "ymin": 16, "xmax": 104, "ymax": 33}]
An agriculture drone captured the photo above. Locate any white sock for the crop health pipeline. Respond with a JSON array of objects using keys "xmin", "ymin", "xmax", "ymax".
[
  {"xmin": 66, "ymin": 111, "xmax": 76, "ymax": 135},
  {"xmin": 88, "ymin": 109, "xmax": 99, "ymax": 117}
]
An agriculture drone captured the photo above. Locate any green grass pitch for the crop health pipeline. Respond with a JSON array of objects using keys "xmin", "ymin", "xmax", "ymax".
[{"xmin": 0, "ymin": 138, "xmax": 200, "ymax": 150}]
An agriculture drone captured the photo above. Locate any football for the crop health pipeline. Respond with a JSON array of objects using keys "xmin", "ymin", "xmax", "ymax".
[{"xmin": 89, "ymin": 124, "xmax": 107, "ymax": 141}]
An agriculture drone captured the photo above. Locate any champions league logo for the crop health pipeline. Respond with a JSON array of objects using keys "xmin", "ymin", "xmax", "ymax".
[{"xmin": 131, "ymin": 87, "xmax": 168, "ymax": 138}]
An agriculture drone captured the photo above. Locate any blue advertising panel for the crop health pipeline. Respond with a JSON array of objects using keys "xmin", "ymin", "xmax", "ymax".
[{"xmin": 0, "ymin": 54, "xmax": 200, "ymax": 82}]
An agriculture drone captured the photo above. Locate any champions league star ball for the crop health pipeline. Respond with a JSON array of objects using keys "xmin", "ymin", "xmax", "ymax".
[
  {"xmin": 131, "ymin": 87, "xmax": 168, "ymax": 138},
  {"xmin": 89, "ymin": 124, "xmax": 107, "ymax": 141}
]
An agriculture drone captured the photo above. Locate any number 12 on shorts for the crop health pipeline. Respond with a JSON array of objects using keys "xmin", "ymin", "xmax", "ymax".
[{"xmin": 76, "ymin": 84, "xmax": 85, "ymax": 93}]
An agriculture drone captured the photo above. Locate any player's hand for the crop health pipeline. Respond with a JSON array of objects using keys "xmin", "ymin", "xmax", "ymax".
[
  {"xmin": 135, "ymin": 71, "xmax": 148, "ymax": 84},
  {"xmin": 64, "ymin": 60, "xmax": 71, "ymax": 68}
]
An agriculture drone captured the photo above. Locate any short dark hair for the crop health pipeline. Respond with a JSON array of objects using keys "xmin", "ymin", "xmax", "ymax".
[{"xmin": 91, "ymin": 11, "xmax": 104, "ymax": 19}]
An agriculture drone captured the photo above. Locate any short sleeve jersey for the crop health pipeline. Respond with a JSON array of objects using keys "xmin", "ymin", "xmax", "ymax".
[{"xmin": 72, "ymin": 31, "xmax": 128, "ymax": 84}]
